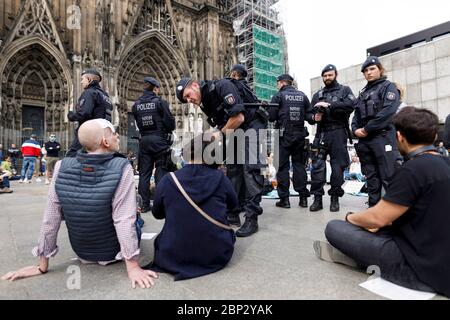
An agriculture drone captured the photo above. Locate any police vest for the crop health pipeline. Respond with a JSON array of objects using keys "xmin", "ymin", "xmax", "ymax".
[
  {"xmin": 134, "ymin": 96, "xmax": 165, "ymax": 135},
  {"xmin": 229, "ymin": 78, "xmax": 259, "ymax": 104},
  {"xmin": 317, "ymin": 85, "xmax": 351, "ymax": 129},
  {"xmin": 91, "ymin": 86, "xmax": 113, "ymax": 122},
  {"xmin": 279, "ymin": 87, "xmax": 307, "ymax": 128},
  {"xmin": 55, "ymin": 153, "xmax": 129, "ymax": 262},
  {"xmin": 200, "ymin": 81, "xmax": 227, "ymax": 129},
  {"xmin": 357, "ymin": 80, "xmax": 391, "ymax": 123},
  {"xmin": 229, "ymin": 79, "xmax": 266, "ymax": 130}
]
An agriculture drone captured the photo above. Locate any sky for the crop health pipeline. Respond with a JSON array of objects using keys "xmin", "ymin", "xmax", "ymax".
[{"xmin": 277, "ymin": 0, "xmax": 450, "ymax": 95}]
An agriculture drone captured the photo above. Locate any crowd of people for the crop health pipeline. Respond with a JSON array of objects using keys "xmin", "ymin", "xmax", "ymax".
[{"xmin": 1, "ymin": 57, "xmax": 450, "ymax": 298}]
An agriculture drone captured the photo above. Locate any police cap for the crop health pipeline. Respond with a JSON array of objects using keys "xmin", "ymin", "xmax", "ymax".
[
  {"xmin": 176, "ymin": 78, "xmax": 193, "ymax": 103},
  {"xmin": 144, "ymin": 77, "xmax": 160, "ymax": 88},
  {"xmin": 277, "ymin": 74, "xmax": 294, "ymax": 82},
  {"xmin": 231, "ymin": 64, "xmax": 248, "ymax": 78},
  {"xmin": 321, "ymin": 64, "xmax": 337, "ymax": 76},
  {"xmin": 361, "ymin": 56, "xmax": 381, "ymax": 72},
  {"xmin": 81, "ymin": 68, "xmax": 102, "ymax": 82}
]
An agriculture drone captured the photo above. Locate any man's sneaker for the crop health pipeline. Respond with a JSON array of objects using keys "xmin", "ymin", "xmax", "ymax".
[
  {"xmin": 0, "ymin": 188, "xmax": 13, "ymax": 194},
  {"xmin": 45, "ymin": 179, "xmax": 50, "ymax": 185},
  {"xmin": 24, "ymin": 178, "xmax": 30, "ymax": 184},
  {"xmin": 313, "ymin": 240, "xmax": 358, "ymax": 268},
  {"xmin": 227, "ymin": 214, "xmax": 241, "ymax": 228},
  {"xmin": 309, "ymin": 196, "xmax": 323, "ymax": 212},
  {"xmin": 236, "ymin": 218, "xmax": 258, "ymax": 238},
  {"xmin": 19, "ymin": 179, "xmax": 24, "ymax": 184}
]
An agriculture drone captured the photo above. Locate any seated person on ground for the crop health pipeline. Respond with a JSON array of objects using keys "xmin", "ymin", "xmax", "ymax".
[
  {"xmin": 344, "ymin": 156, "xmax": 366, "ymax": 182},
  {"xmin": 0, "ymin": 158, "xmax": 13, "ymax": 194},
  {"xmin": 150, "ymin": 133, "xmax": 237, "ymax": 281},
  {"xmin": 315, "ymin": 107, "xmax": 450, "ymax": 298},
  {"xmin": 2, "ymin": 119, "xmax": 158, "ymax": 289}
]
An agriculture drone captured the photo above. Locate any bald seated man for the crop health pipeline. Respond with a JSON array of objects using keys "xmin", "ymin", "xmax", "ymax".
[{"xmin": 2, "ymin": 119, "xmax": 158, "ymax": 289}]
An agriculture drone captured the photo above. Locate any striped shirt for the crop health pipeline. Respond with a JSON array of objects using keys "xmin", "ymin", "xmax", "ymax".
[
  {"xmin": 21, "ymin": 139, "xmax": 41, "ymax": 157},
  {"xmin": 32, "ymin": 160, "xmax": 140, "ymax": 265}
]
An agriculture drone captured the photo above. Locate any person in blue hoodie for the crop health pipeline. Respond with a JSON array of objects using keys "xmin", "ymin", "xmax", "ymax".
[{"xmin": 150, "ymin": 133, "xmax": 237, "ymax": 281}]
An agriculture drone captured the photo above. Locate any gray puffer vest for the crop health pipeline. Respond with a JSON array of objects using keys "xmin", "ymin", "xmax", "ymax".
[{"xmin": 55, "ymin": 152, "xmax": 129, "ymax": 262}]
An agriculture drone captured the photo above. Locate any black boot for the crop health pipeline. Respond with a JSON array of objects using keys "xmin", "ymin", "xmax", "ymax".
[
  {"xmin": 309, "ymin": 196, "xmax": 323, "ymax": 212},
  {"xmin": 299, "ymin": 196, "xmax": 308, "ymax": 208},
  {"xmin": 227, "ymin": 214, "xmax": 241, "ymax": 227},
  {"xmin": 276, "ymin": 198, "xmax": 291, "ymax": 209},
  {"xmin": 236, "ymin": 217, "xmax": 259, "ymax": 238},
  {"xmin": 330, "ymin": 196, "xmax": 340, "ymax": 212}
]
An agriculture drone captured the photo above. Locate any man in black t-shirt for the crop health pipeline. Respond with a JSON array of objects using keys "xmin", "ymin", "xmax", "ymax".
[
  {"xmin": 314, "ymin": 107, "xmax": 450, "ymax": 298},
  {"xmin": 43, "ymin": 134, "xmax": 61, "ymax": 185}
]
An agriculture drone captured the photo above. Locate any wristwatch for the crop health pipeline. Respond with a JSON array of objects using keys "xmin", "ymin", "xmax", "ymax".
[{"xmin": 345, "ymin": 212, "xmax": 355, "ymax": 223}]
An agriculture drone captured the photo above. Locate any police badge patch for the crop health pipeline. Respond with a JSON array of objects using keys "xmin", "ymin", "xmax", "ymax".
[
  {"xmin": 387, "ymin": 92, "xmax": 396, "ymax": 101},
  {"xmin": 225, "ymin": 94, "xmax": 236, "ymax": 105}
]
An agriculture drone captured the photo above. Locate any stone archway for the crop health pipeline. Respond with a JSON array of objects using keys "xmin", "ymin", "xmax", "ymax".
[
  {"xmin": 0, "ymin": 37, "xmax": 72, "ymax": 149},
  {"xmin": 115, "ymin": 31, "xmax": 193, "ymax": 151}
]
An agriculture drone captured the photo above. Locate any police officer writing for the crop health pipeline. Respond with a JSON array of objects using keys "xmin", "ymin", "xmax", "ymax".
[
  {"xmin": 272, "ymin": 74, "xmax": 314, "ymax": 209},
  {"xmin": 352, "ymin": 56, "xmax": 401, "ymax": 207},
  {"xmin": 133, "ymin": 77, "xmax": 175, "ymax": 213},
  {"xmin": 67, "ymin": 69, "xmax": 113, "ymax": 157},
  {"xmin": 309, "ymin": 65, "xmax": 356, "ymax": 212},
  {"xmin": 176, "ymin": 76, "xmax": 264, "ymax": 237}
]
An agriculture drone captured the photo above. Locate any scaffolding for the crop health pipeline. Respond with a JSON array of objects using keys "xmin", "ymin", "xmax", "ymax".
[{"xmin": 228, "ymin": 0, "xmax": 286, "ymax": 101}]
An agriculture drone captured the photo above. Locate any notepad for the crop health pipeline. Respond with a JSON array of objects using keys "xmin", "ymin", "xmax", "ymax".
[{"xmin": 359, "ymin": 277, "xmax": 436, "ymax": 300}]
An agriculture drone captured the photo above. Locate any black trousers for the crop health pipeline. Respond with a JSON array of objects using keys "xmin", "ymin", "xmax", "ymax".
[
  {"xmin": 227, "ymin": 164, "xmax": 264, "ymax": 219},
  {"xmin": 138, "ymin": 136, "xmax": 169, "ymax": 207},
  {"xmin": 355, "ymin": 129, "xmax": 397, "ymax": 207},
  {"xmin": 66, "ymin": 129, "xmax": 82, "ymax": 158},
  {"xmin": 325, "ymin": 220, "xmax": 434, "ymax": 292},
  {"xmin": 310, "ymin": 128, "xmax": 350, "ymax": 197},
  {"xmin": 276, "ymin": 134, "xmax": 310, "ymax": 199},
  {"xmin": 226, "ymin": 123, "xmax": 265, "ymax": 219}
]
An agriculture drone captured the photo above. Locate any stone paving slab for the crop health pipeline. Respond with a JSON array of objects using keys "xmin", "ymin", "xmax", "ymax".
[{"xmin": 0, "ymin": 180, "xmax": 444, "ymax": 300}]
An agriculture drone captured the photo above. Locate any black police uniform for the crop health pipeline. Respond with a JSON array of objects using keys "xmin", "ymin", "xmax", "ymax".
[
  {"xmin": 271, "ymin": 84, "xmax": 314, "ymax": 205},
  {"xmin": 227, "ymin": 77, "xmax": 268, "ymax": 222},
  {"xmin": 66, "ymin": 80, "xmax": 113, "ymax": 157},
  {"xmin": 202, "ymin": 79, "xmax": 266, "ymax": 225},
  {"xmin": 352, "ymin": 76, "xmax": 401, "ymax": 207},
  {"xmin": 310, "ymin": 81, "xmax": 355, "ymax": 210},
  {"xmin": 132, "ymin": 89, "xmax": 175, "ymax": 210}
]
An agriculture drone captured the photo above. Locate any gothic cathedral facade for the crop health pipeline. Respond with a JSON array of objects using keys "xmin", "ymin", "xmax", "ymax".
[{"xmin": 0, "ymin": 0, "xmax": 236, "ymax": 151}]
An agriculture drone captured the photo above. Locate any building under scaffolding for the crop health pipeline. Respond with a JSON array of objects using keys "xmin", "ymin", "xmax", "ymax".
[{"xmin": 227, "ymin": 0, "xmax": 287, "ymax": 101}]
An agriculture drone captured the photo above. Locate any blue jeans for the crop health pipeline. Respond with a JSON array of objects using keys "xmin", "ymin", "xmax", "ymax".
[
  {"xmin": 325, "ymin": 220, "xmax": 434, "ymax": 292},
  {"xmin": 1, "ymin": 176, "xmax": 10, "ymax": 188},
  {"xmin": 21, "ymin": 157, "xmax": 36, "ymax": 180},
  {"xmin": 136, "ymin": 216, "xmax": 145, "ymax": 243}
]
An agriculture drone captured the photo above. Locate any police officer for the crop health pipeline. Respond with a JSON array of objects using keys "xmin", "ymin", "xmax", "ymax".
[
  {"xmin": 133, "ymin": 77, "xmax": 175, "ymax": 213},
  {"xmin": 272, "ymin": 74, "xmax": 314, "ymax": 209},
  {"xmin": 309, "ymin": 65, "xmax": 356, "ymax": 212},
  {"xmin": 352, "ymin": 56, "xmax": 401, "ymax": 207},
  {"xmin": 67, "ymin": 69, "xmax": 113, "ymax": 157},
  {"xmin": 227, "ymin": 64, "xmax": 266, "ymax": 221},
  {"xmin": 176, "ymin": 76, "xmax": 265, "ymax": 237}
]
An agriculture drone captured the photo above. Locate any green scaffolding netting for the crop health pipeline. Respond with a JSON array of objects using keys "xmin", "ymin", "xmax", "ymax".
[{"xmin": 252, "ymin": 25, "xmax": 285, "ymax": 101}]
